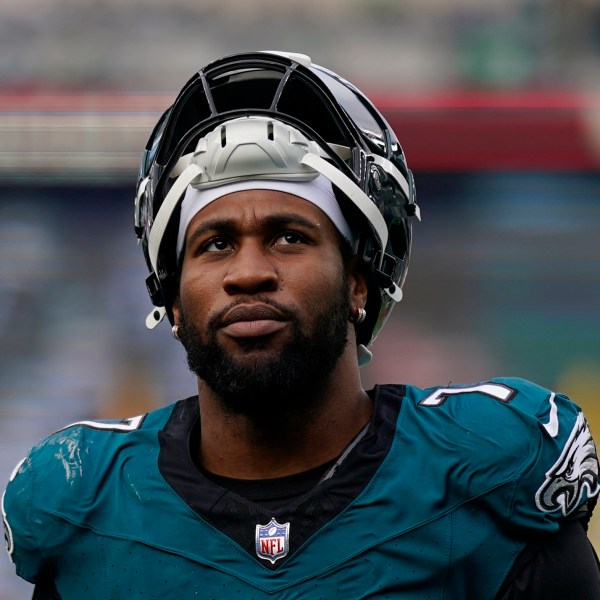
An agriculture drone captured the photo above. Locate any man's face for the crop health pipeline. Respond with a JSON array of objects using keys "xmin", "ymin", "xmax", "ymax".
[{"xmin": 173, "ymin": 189, "xmax": 361, "ymax": 417}]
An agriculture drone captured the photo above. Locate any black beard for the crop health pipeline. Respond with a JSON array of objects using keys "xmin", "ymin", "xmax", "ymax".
[{"xmin": 177, "ymin": 282, "xmax": 351, "ymax": 422}]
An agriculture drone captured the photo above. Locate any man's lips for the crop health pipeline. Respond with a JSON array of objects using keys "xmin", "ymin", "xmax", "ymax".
[{"xmin": 219, "ymin": 304, "xmax": 289, "ymax": 338}]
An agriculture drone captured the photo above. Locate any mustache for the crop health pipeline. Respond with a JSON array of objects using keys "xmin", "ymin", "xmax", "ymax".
[{"xmin": 209, "ymin": 297, "xmax": 298, "ymax": 331}]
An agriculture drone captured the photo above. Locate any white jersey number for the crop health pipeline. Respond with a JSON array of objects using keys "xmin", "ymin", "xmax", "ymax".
[
  {"xmin": 58, "ymin": 414, "xmax": 146, "ymax": 434},
  {"xmin": 420, "ymin": 383, "xmax": 517, "ymax": 407}
]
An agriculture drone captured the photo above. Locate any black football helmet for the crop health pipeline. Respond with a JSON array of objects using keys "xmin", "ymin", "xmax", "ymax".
[{"xmin": 134, "ymin": 51, "xmax": 419, "ymax": 360}]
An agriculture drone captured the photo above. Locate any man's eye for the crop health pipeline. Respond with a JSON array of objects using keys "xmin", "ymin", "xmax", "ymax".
[
  {"xmin": 276, "ymin": 232, "xmax": 305, "ymax": 245},
  {"xmin": 203, "ymin": 238, "xmax": 230, "ymax": 252}
]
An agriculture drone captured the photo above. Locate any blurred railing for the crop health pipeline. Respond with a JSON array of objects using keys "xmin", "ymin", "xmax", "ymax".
[
  {"xmin": 0, "ymin": 91, "xmax": 168, "ymax": 182},
  {"xmin": 1, "ymin": 90, "xmax": 600, "ymax": 183}
]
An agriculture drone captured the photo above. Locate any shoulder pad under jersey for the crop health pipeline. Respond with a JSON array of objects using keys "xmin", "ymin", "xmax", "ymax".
[
  {"xmin": 2, "ymin": 405, "xmax": 174, "ymax": 583},
  {"xmin": 404, "ymin": 377, "xmax": 600, "ymax": 532}
]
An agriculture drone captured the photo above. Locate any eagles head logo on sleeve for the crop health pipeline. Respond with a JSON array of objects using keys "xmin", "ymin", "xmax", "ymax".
[{"xmin": 535, "ymin": 413, "xmax": 600, "ymax": 517}]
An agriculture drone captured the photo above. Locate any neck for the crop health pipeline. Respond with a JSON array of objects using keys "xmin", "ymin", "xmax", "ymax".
[{"xmin": 196, "ymin": 348, "xmax": 371, "ymax": 480}]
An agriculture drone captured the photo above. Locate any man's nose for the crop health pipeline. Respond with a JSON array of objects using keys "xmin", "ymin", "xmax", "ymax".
[{"xmin": 222, "ymin": 242, "xmax": 279, "ymax": 295}]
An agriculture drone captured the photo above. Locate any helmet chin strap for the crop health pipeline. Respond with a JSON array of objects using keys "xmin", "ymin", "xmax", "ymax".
[
  {"xmin": 147, "ymin": 163, "xmax": 203, "ymax": 276},
  {"xmin": 299, "ymin": 153, "xmax": 388, "ymax": 254},
  {"xmin": 146, "ymin": 306, "xmax": 167, "ymax": 329},
  {"xmin": 144, "ymin": 162, "xmax": 204, "ymax": 329},
  {"xmin": 357, "ymin": 344, "xmax": 373, "ymax": 366}
]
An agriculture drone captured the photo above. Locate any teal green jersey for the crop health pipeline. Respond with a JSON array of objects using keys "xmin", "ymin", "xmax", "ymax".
[{"xmin": 3, "ymin": 378, "xmax": 599, "ymax": 598}]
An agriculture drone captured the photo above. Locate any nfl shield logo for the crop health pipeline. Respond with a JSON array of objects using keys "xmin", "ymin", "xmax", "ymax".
[{"xmin": 255, "ymin": 518, "xmax": 290, "ymax": 564}]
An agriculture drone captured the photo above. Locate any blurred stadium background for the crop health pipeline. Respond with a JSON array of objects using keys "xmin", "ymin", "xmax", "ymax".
[{"xmin": 1, "ymin": 1, "xmax": 600, "ymax": 597}]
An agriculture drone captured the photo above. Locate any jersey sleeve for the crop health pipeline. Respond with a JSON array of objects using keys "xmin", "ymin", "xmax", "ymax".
[
  {"xmin": 3, "ymin": 424, "xmax": 101, "ymax": 584},
  {"xmin": 413, "ymin": 377, "xmax": 600, "ymax": 533},
  {"xmin": 506, "ymin": 378, "xmax": 600, "ymax": 532}
]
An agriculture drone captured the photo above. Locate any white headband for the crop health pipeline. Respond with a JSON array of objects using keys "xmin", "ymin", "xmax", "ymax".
[{"xmin": 176, "ymin": 174, "xmax": 356, "ymax": 257}]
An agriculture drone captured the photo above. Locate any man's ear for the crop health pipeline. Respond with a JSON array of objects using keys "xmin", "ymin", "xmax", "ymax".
[
  {"xmin": 347, "ymin": 255, "xmax": 369, "ymax": 308},
  {"xmin": 171, "ymin": 297, "xmax": 181, "ymax": 327}
]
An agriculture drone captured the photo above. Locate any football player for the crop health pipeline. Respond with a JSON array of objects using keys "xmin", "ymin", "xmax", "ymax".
[{"xmin": 3, "ymin": 51, "xmax": 600, "ymax": 599}]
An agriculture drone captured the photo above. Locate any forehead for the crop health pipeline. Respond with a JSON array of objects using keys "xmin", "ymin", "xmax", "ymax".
[{"xmin": 185, "ymin": 188, "xmax": 339, "ymax": 235}]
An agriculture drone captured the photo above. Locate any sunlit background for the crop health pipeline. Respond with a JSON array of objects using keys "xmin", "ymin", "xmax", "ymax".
[{"xmin": 1, "ymin": 1, "xmax": 600, "ymax": 597}]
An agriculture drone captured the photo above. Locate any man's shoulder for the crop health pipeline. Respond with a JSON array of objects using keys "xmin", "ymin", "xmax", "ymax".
[
  {"xmin": 378, "ymin": 377, "xmax": 556, "ymax": 432},
  {"xmin": 2, "ymin": 398, "xmax": 196, "ymax": 582},
  {"xmin": 379, "ymin": 377, "xmax": 599, "ymax": 527},
  {"xmin": 33, "ymin": 400, "xmax": 178, "ymax": 462},
  {"xmin": 396, "ymin": 376, "xmax": 585, "ymax": 462},
  {"xmin": 377, "ymin": 378, "xmax": 552, "ymax": 463},
  {"xmin": 399, "ymin": 376, "xmax": 565, "ymax": 432},
  {"xmin": 4, "ymin": 399, "xmax": 189, "ymax": 513},
  {"xmin": 403, "ymin": 376, "xmax": 551, "ymax": 410}
]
